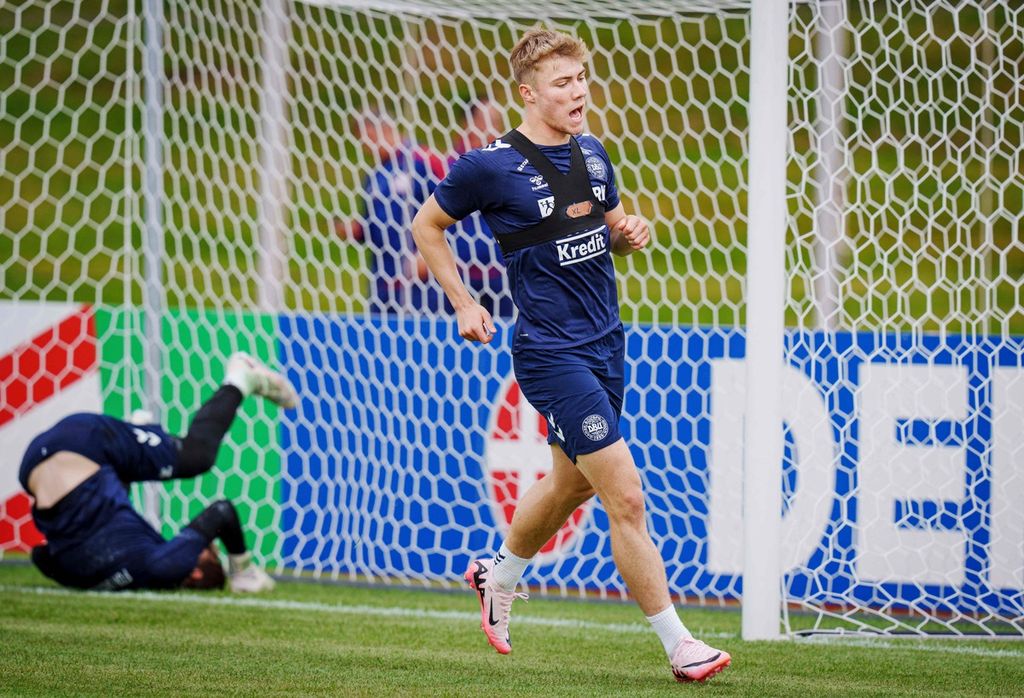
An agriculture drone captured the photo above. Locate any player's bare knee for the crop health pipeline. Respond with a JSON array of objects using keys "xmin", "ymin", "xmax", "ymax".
[{"xmin": 604, "ymin": 487, "xmax": 647, "ymax": 528}]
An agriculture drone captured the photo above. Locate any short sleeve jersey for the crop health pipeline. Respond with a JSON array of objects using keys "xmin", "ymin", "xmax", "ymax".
[{"xmin": 434, "ymin": 133, "xmax": 621, "ymax": 351}]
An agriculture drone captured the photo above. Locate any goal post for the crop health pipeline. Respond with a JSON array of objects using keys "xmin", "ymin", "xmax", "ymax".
[
  {"xmin": 1, "ymin": 0, "xmax": 1022, "ymax": 640},
  {"xmin": 742, "ymin": 0, "xmax": 788, "ymax": 642}
]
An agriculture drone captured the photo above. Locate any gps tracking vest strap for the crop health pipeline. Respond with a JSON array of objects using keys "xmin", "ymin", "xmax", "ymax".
[{"xmin": 494, "ymin": 129, "xmax": 606, "ymax": 255}]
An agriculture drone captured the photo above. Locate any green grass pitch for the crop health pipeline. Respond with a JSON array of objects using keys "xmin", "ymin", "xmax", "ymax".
[{"xmin": 2, "ymin": 561, "xmax": 1023, "ymax": 696}]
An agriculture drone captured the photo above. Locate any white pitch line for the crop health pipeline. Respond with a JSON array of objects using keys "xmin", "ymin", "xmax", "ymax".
[
  {"xmin": 800, "ymin": 636, "xmax": 1024, "ymax": 659},
  {"xmin": 0, "ymin": 584, "xmax": 674, "ymax": 637},
  {"xmin": 4, "ymin": 585, "xmax": 1023, "ymax": 659}
]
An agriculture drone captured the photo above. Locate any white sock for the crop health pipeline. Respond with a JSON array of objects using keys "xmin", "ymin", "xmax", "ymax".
[
  {"xmin": 228, "ymin": 552, "xmax": 252, "ymax": 575},
  {"xmin": 224, "ymin": 367, "xmax": 254, "ymax": 397},
  {"xmin": 646, "ymin": 605, "xmax": 692, "ymax": 656},
  {"xmin": 490, "ymin": 542, "xmax": 531, "ymax": 591}
]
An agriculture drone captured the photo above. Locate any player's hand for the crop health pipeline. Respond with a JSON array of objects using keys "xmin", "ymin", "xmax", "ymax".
[
  {"xmin": 613, "ymin": 215, "xmax": 650, "ymax": 251},
  {"xmin": 456, "ymin": 303, "xmax": 496, "ymax": 344}
]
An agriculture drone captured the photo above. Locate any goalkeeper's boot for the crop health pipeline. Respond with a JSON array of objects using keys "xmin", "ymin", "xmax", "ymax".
[
  {"xmin": 669, "ymin": 637, "xmax": 731, "ymax": 682},
  {"xmin": 465, "ymin": 558, "xmax": 528, "ymax": 655},
  {"xmin": 226, "ymin": 352, "xmax": 299, "ymax": 409},
  {"xmin": 228, "ymin": 553, "xmax": 276, "ymax": 593}
]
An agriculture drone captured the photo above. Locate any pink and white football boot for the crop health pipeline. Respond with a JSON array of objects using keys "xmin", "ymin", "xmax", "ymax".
[
  {"xmin": 669, "ymin": 637, "xmax": 732, "ymax": 682},
  {"xmin": 465, "ymin": 558, "xmax": 528, "ymax": 655}
]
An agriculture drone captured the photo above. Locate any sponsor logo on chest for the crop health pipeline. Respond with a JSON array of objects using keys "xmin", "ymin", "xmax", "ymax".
[{"xmin": 555, "ymin": 226, "xmax": 607, "ymax": 266}]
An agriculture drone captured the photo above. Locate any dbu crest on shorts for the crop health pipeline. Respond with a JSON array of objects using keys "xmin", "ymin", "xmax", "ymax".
[
  {"xmin": 513, "ymin": 327, "xmax": 624, "ymax": 462},
  {"xmin": 582, "ymin": 414, "xmax": 610, "ymax": 441}
]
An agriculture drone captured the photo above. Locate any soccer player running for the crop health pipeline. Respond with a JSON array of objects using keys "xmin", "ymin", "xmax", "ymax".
[
  {"xmin": 412, "ymin": 28, "xmax": 731, "ymax": 683},
  {"xmin": 20, "ymin": 353, "xmax": 297, "ymax": 593}
]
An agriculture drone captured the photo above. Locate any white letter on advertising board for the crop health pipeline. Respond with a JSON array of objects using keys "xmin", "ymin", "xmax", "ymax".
[
  {"xmin": 857, "ymin": 363, "xmax": 967, "ymax": 586},
  {"xmin": 708, "ymin": 359, "xmax": 834, "ymax": 574},
  {"xmin": 990, "ymin": 367, "xmax": 1024, "ymax": 590}
]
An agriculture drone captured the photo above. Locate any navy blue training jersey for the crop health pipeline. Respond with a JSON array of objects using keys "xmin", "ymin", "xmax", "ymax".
[
  {"xmin": 434, "ymin": 133, "xmax": 621, "ymax": 351},
  {"xmin": 21, "ymin": 413, "xmax": 208, "ymax": 591},
  {"xmin": 32, "ymin": 467, "xmax": 208, "ymax": 590}
]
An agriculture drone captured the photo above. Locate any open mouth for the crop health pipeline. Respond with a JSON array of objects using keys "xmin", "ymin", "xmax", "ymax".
[{"xmin": 569, "ymin": 106, "xmax": 584, "ymax": 123}]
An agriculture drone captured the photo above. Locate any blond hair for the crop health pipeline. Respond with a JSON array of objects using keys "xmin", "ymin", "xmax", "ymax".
[{"xmin": 509, "ymin": 28, "xmax": 589, "ymax": 85}]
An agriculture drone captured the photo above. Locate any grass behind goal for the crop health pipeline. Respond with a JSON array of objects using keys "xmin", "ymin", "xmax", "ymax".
[
  {"xmin": 2, "ymin": 3, "xmax": 1021, "ymax": 333},
  {"xmin": 2, "ymin": 561, "xmax": 1023, "ymax": 697}
]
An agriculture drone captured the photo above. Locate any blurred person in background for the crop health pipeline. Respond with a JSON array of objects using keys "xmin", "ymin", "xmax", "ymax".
[
  {"xmin": 334, "ymin": 108, "xmax": 447, "ymax": 314},
  {"xmin": 336, "ymin": 103, "xmax": 514, "ymax": 318}
]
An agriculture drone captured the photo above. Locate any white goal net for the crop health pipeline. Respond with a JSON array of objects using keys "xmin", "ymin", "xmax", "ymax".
[{"xmin": 1, "ymin": 0, "xmax": 1021, "ymax": 638}]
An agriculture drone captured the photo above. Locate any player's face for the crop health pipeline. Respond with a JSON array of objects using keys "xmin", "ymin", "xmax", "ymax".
[
  {"xmin": 182, "ymin": 545, "xmax": 225, "ymax": 590},
  {"xmin": 528, "ymin": 56, "xmax": 588, "ymax": 136}
]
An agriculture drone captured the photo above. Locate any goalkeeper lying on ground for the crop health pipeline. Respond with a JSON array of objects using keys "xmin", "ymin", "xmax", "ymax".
[{"xmin": 19, "ymin": 353, "xmax": 297, "ymax": 593}]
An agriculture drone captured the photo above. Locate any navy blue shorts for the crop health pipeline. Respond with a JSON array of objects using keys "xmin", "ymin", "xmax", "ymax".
[
  {"xmin": 19, "ymin": 413, "xmax": 181, "ymax": 490},
  {"xmin": 514, "ymin": 326, "xmax": 625, "ymax": 463}
]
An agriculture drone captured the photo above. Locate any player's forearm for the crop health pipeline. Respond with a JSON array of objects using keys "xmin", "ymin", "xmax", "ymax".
[{"xmin": 412, "ymin": 221, "xmax": 476, "ymax": 309}]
